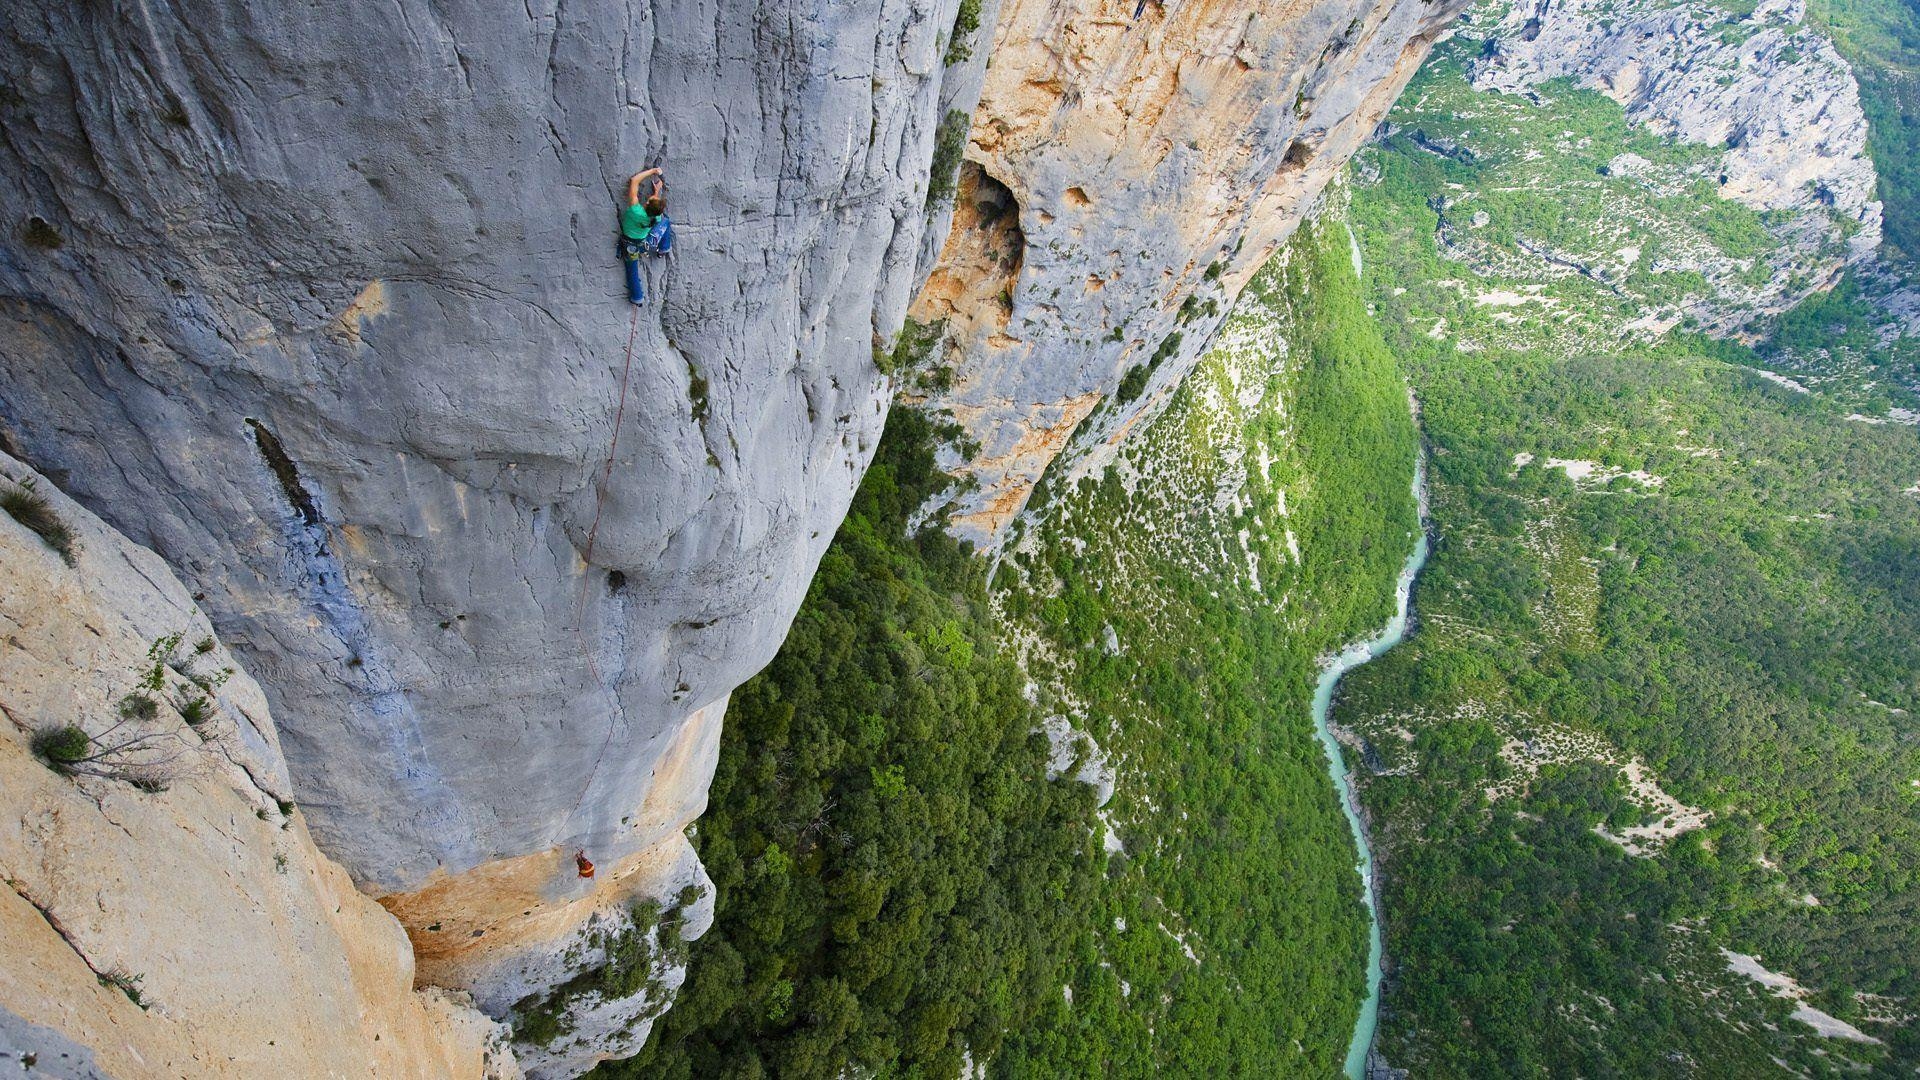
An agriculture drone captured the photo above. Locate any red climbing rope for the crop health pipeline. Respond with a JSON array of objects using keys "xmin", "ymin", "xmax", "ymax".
[
  {"xmin": 575, "ymin": 303, "xmax": 643, "ymax": 658},
  {"xmin": 564, "ymin": 304, "xmax": 641, "ymax": 850}
]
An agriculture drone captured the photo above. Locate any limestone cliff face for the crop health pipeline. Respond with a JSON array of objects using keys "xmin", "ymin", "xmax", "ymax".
[
  {"xmin": 912, "ymin": 0, "xmax": 1469, "ymax": 545},
  {"xmin": 0, "ymin": 451, "xmax": 514, "ymax": 1079},
  {"xmin": 1, "ymin": 0, "xmax": 966, "ymax": 892},
  {"xmin": 1, "ymin": 0, "xmax": 981, "ymax": 1067}
]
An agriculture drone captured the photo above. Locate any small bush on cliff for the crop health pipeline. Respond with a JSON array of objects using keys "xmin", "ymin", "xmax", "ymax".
[
  {"xmin": 2, "ymin": 477, "xmax": 76, "ymax": 565},
  {"xmin": 685, "ymin": 361, "xmax": 710, "ymax": 424},
  {"xmin": 118, "ymin": 693, "xmax": 159, "ymax": 721},
  {"xmin": 926, "ymin": 110, "xmax": 971, "ymax": 209},
  {"xmin": 32, "ymin": 726, "xmax": 91, "ymax": 773},
  {"xmin": 877, "ymin": 316, "xmax": 944, "ymax": 377},
  {"xmin": 98, "ymin": 970, "xmax": 148, "ymax": 1010},
  {"xmin": 177, "ymin": 695, "xmax": 213, "ymax": 726},
  {"xmin": 944, "ymin": 0, "xmax": 983, "ymax": 64}
]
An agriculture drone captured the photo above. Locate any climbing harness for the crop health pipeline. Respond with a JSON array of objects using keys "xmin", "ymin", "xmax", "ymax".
[{"xmin": 618, "ymin": 216, "xmax": 674, "ymax": 303}]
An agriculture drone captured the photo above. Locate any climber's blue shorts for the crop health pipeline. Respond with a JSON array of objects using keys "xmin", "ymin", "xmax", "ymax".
[{"xmin": 618, "ymin": 237, "xmax": 645, "ymax": 304}]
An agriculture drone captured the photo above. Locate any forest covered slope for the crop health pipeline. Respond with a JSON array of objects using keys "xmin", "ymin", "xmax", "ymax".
[{"xmin": 1333, "ymin": 2, "xmax": 1920, "ymax": 1071}]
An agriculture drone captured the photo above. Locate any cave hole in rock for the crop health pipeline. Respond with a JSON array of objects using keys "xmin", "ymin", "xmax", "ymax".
[
  {"xmin": 607, "ymin": 569, "xmax": 628, "ymax": 594},
  {"xmin": 1281, "ymin": 138, "xmax": 1317, "ymax": 173},
  {"xmin": 912, "ymin": 162, "xmax": 1028, "ymax": 332}
]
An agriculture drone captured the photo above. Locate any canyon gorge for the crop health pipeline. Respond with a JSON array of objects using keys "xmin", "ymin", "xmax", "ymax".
[{"xmin": 1, "ymin": 0, "xmax": 1464, "ymax": 1073}]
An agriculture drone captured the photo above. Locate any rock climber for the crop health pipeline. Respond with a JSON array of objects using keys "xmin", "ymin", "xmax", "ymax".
[
  {"xmin": 575, "ymin": 849, "xmax": 596, "ymax": 879},
  {"xmin": 617, "ymin": 166, "xmax": 673, "ymax": 304}
]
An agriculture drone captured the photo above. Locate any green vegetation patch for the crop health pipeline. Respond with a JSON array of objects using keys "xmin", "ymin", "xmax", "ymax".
[
  {"xmin": 31, "ymin": 725, "xmax": 91, "ymax": 773},
  {"xmin": 1343, "ymin": 40, "xmax": 1920, "ymax": 1072},
  {"xmin": 926, "ymin": 110, "xmax": 972, "ymax": 209},
  {"xmin": 945, "ymin": 0, "xmax": 984, "ymax": 64},
  {"xmin": 1810, "ymin": 0, "xmax": 1920, "ymax": 259},
  {"xmin": 2, "ymin": 476, "xmax": 76, "ymax": 564},
  {"xmin": 615, "ymin": 406, "xmax": 1102, "ymax": 1079},
  {"xmin": 988, "ymin": 219, "xmax": 1421, "ymax": 1075},
  {"xmin": 518, "ymin": 896, "xmax": 689, "ymax": 1049}
]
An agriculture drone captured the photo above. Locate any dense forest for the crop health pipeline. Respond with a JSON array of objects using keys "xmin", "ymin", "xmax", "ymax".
[{"xmin": 1338, "ymin": 26, "xmax": 1920, "ymax": 1076}]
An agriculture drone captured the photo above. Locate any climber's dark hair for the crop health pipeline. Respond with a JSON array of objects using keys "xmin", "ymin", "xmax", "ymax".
[{"xmin": 645, "ymin": 195, "xmax": 666, "ymax": 217}]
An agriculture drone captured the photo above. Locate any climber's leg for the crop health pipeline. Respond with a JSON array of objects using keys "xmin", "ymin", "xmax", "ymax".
[{"xmin": 623, "ymin": 247, "xmax": 645, "ymax": 305}]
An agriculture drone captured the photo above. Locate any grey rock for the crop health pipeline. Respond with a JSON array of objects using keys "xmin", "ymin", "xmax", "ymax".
[
  {"xmin": 0, "ymin": 0, "xmax": 972, "ymax": 892},
  {"xmin": 0, "ymin": 1005, "xmax": 108, "ymax": 1080}
]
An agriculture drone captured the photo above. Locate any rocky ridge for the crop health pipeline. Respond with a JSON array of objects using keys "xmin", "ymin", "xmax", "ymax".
[{"xmin": 1466, "ymin": 0, "xmax": 1882, "ymax": 328}]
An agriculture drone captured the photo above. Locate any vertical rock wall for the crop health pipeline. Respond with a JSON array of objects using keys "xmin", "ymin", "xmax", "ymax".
[
  {"xmin": 1, "ymin": 0, "xmax": 968, "ymax": 894},
  {"xmin": 913, "ymin": 0, "xmax": 1470, "ymax": 545},
  {"xmin": 0, "ymin": 0, "xmax": 985, "ymax": 1068}
]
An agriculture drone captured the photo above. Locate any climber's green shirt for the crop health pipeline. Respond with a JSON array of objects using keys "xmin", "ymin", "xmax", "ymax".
[{"xmin": 620, "ymin": 203, "xmax": 657, "ymax": 240}]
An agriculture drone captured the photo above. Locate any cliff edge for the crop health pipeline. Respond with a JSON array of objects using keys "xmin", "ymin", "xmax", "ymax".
[{"xmin": 914, "ymin": 0, "xmax": 1470, "ymax": 544}]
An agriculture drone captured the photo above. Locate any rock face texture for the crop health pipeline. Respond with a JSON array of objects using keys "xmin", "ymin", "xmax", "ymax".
[
  {"xmin": 0, "ymin": 0, "xmax": 964, "ymax": 892},
  {"xmin": 1468, "ymin": 0, "xmax": 1881, "ymax": 323},
  {"xmin": 912, "ymin": 0, "xmax": 1470, "ymax": 545},
  {"xmin": 1, "ymin": 0, "xmax": 985, "ymax": 1066},
  {"xmin": 0, "ymin": 451, "xmax": 514, "ymax": 1079}
]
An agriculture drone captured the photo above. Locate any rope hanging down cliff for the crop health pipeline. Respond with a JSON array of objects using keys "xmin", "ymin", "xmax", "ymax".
[
  {"xmin": 575, "ymin": 303, "xmax": 640, "ymax": 677},
  {"xmin": 566, "ymin": 165, "xmax": 675, "ymax": 863},
  {"xmin": 563, "ymin": 303, "xmax": 641, "ymax": 859}
]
